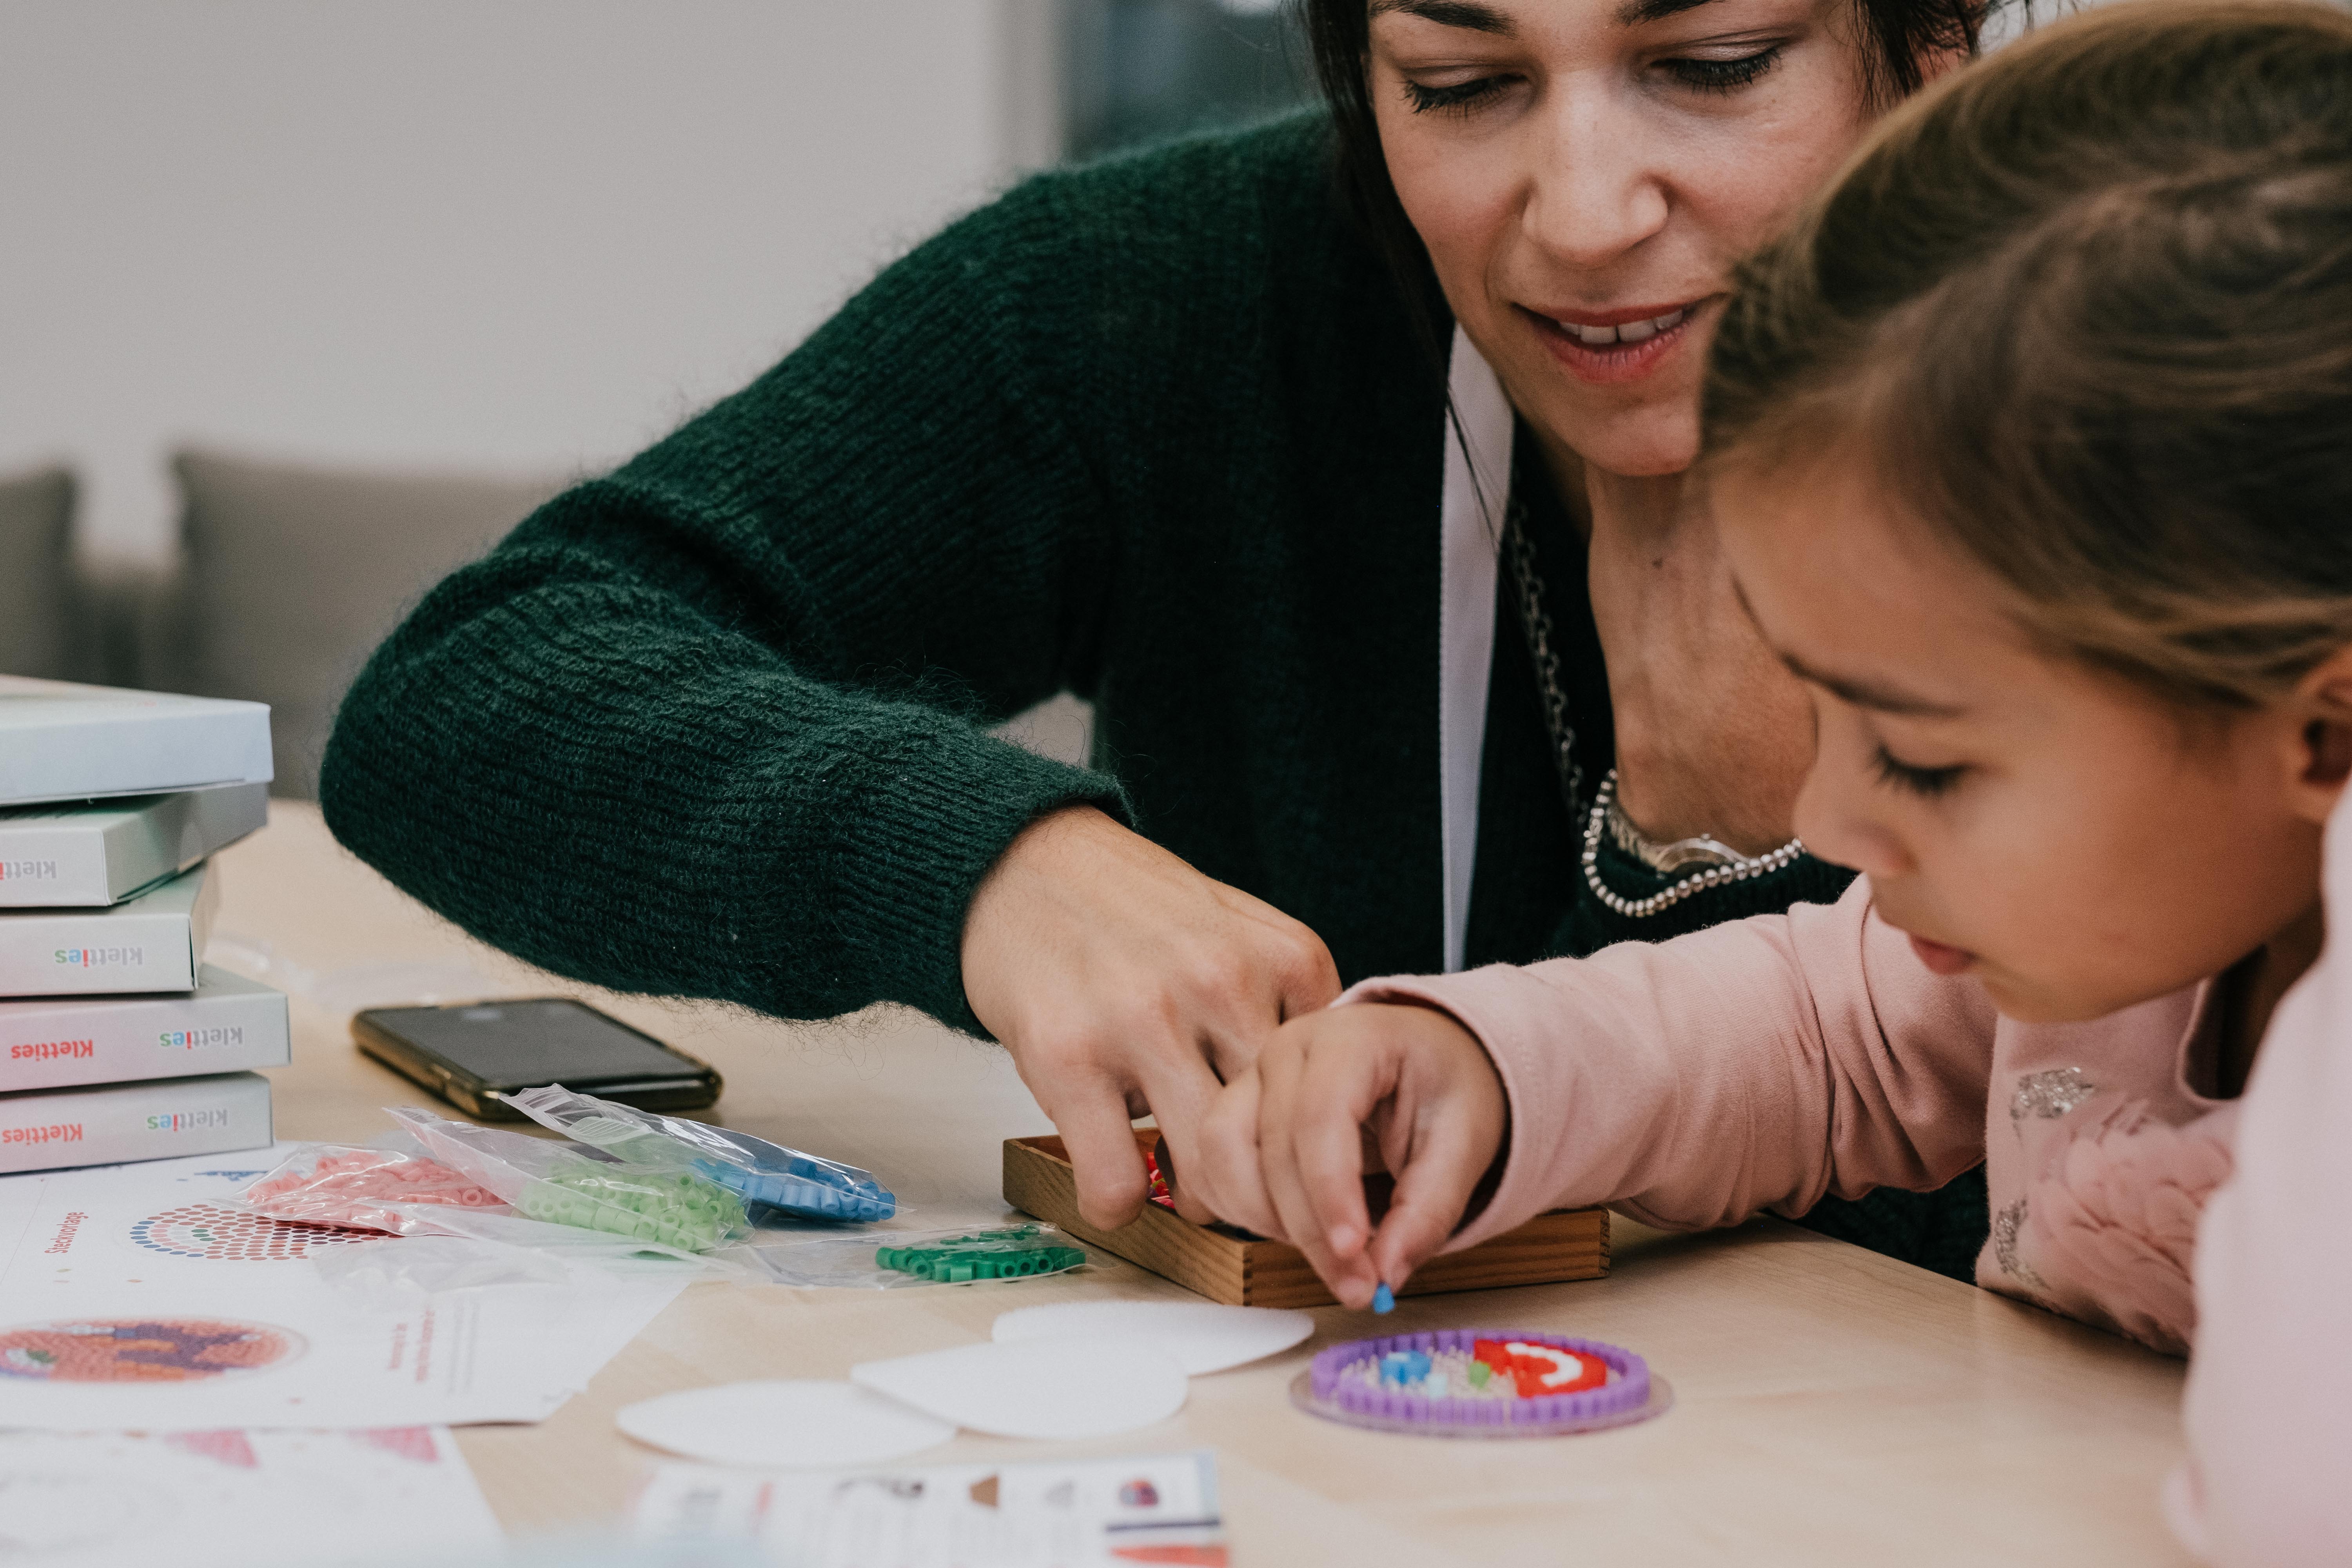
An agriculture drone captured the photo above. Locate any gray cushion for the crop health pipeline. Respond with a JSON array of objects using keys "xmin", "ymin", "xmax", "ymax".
[
  {"xmin": 0, "ymin": 466, "xmax": 78, "ymax": 681},
  {"xmin": 155, "ymin": 449, "xmax": 565, "ymax": 799}
]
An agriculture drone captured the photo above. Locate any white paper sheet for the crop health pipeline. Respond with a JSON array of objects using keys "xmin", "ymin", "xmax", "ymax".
[
  {"xmin": 0, "ymin": 1145, "xmax": 686, "ymax": 1428},
  {"xmin": 850, "ymin": 1338, "xmax": 1188, "ymax": 1440},
  {"xmin": 619, "ymin": 1379, "xmax": 956, "ymax": 1469},
  {"xmin": 0, "ymin": 1426, "xmax": 503, "ymax": 1567},
  {"xmin": 634, "ymin": 1451, "xmax": 1229, "ymax": 1568},
  {"xmin": 991, "ymin": 1300, "xmax": 1314, "ymax": 1374}
]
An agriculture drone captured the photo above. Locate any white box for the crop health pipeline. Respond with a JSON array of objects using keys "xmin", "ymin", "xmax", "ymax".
[
  {"xmin": 0, "ymin": 965, "xmax": 289, "ymax": 1091},
  {"xmin": 0, "ymin": 784, "xmax": 269, "ymax": 906},
  {"xmin": 0, "ymin": 863, "xmax": 218, "ymax": 997},
  {"xmin": 0, "ymin": 676, "xmax": 272, "ymax": 807},
  {"xmin": 0, "ymin": 1071, "xmax": 272, "ymax": 1174}
]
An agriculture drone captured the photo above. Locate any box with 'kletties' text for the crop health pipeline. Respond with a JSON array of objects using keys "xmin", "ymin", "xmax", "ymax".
[
  {"xmin": 0, "ymin": 966, "xmax": 289, "ymax": 1092},
  {"xmin": 0, "ymin": 1070, "xmax": 272, "ymax": 1174},
  {"xmin": 0, "ymin": 784, "xmax": 267, "ymax": 906},
  {"xmin": 0, "ymin": 862, "xmax": 218, "ymax": 997}
]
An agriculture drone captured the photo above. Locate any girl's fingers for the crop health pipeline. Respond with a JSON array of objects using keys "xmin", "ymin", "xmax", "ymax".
[
  {"xmin": 1258, "ymin": 1016, "xmax": 1380, "ymax": 1307},
  {"xmin": 1294, "ymin": 1037, "xmax": 1386, "ymax": 1296},
  {"xmin": 1192, "ymin": 1067, "xmax": 1280, "ymax": 1237},
  {"xmin": 1366, "ymin": 1105, "xmax": 1491, "ymax": 1292},
  {"xmin": 1256, "ymin": 1028, "xmax": 1361, "ymax": 1292},
  {"xmin": 1137, "ymin": 1044, "xmax": 1238, "ymax": 1227}
]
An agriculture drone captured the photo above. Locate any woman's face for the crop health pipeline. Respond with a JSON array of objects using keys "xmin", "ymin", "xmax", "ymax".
[{"xmin": 1370, "ymin": 0, "xmax": 1882, "ymax": 477}]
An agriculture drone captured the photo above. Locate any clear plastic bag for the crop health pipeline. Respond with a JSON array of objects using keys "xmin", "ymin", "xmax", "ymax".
[
  {"xmin": 312, "ymin": 1233, "xmax": 574, "ymax": 1298},
  {"xmin": 388, "ymin": 1105, "xmax": 751, "ymax": 1254},
  {"xmin": 238, "ymin": 1143, "xmax": 507, "ymax": 1235},
  {"xmin": 505, "ymin": 1085, "xmax": 897, "ymax": 1224},
  {"xmin": 740, "ymin": 1223, "xmax": 1087, "ymax": 1290},
  {"xmin": 311, "ymin": 1228, "xmax": 741, "ymax": 1305}
]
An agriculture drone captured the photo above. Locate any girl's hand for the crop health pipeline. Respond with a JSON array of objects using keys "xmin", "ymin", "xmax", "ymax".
[
  {"xmin": 961, "ymin": 805, "xmax": 1341, "ymax": 1230},
  {"xmin": 1194, "ymin": 1000, "xmax": 1508, "ymax": 1308}
]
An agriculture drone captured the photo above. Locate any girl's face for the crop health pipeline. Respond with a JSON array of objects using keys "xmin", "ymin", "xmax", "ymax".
[
  {"xmin": 1717, "ymin": 455, "xmax": 2334, "ymax": 1024},
  {"xmin": 1372, "ymin": 0, "xmax": 1888, "ymax": 477}
]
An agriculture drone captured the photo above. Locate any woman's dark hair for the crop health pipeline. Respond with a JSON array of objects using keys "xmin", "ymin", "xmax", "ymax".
[
  {"xmin": 1705, "ymin": 0, "xmax": 2352, "ymax": 707},
  {"xmin": 1298, "ymin": 0, "xmax": 1989, "ymax": 359}
]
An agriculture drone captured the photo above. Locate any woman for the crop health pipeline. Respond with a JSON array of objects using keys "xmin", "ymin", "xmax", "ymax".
[{"xmin": 323, "ymin": 0, "xmax": 1988, "ymax": 1271}]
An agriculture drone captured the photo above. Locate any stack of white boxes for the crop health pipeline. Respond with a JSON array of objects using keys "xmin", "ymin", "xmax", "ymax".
[{"xmin": 0, "ymin": 675, "xmax": 285, "ymax": 1172}]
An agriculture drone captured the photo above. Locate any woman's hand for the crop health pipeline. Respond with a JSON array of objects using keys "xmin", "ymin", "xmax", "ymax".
[
  {"xmin": 961, "ymin": 805, "xmax": 1341, "ymax": 1230},
  {"xmin": 1193, "ymin": 1000, "xmax": 1509, "ymax": 1308}
]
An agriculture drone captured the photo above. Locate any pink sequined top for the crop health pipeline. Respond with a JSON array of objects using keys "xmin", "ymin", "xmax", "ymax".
[{"xmin": 1352, "ymin": 809, "xmax": 2352, "ymax": 1564}]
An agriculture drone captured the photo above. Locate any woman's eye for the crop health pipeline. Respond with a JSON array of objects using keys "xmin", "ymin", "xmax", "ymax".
[
  {"xmin": 1661, "ymin": 46, "xmax": 1783, "ymax": 94},
  {"xmin": 1872, "ymin": 746, "xmax": 1967, "ymax": 799},
  {"xmin": 1401, "ymin": 75, "xmax": 1514, "ymax": 116}
]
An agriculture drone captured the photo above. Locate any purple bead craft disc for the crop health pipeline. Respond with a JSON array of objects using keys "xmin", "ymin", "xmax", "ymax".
[{"xmin": 1289, "ymin": 1328, "xmax": 1672, "ymax": 1439}]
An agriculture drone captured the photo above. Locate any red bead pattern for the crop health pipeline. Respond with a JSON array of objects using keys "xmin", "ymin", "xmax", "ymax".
[{"xmin": 129, "ymin": 1203, "xmax": 375, "ymax": 1261}]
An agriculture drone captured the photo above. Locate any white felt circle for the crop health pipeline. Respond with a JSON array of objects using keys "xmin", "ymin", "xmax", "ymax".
[
  {"xmin": 990, "ymin": 1301, "xmax": 1314, "ymax": 1376},
  {"xmin": 849, "ymin": 1337, "xmax": 1187, "ymax": 1441},
  {"xmin": 617, "ymin": 1379, "xmax": 955, "ymax": 1468}
]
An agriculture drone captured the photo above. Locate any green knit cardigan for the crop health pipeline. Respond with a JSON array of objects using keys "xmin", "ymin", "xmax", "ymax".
[{"xmin": 321, "ymin": 112, "xmax": 1985, "ymax": 1278}]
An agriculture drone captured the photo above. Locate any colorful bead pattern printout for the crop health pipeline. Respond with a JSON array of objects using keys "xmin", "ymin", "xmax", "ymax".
[{"xmin": 0, "ymin": 1318, "xmax": 304, "ymax": 1381}]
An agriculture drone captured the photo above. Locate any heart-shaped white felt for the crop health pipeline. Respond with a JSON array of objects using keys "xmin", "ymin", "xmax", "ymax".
[
  {"xmin": 991, "ymin": 1301, "xmax": 1314, "ymax": 1375},
  {"xmin": 617, "ymin": 1379, "xmax": 955, "ymax": 1468},
  {"xmin": 849, "ymin": 1338, "xmax": 1187, "ymax": 1440}
]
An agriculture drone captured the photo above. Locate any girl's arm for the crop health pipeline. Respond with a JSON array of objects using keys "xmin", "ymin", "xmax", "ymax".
[
  {"xmin": 2168, "ymin": 814, "xmax": 2352, "ymax": 1564},
  {"xmin": 1199, "ymin": 876, "xmax": 1996, "ymax": 1298},
  {"xmin": 1372, "ymin": 877, "xmax": 1996, "ymax": 1247}
]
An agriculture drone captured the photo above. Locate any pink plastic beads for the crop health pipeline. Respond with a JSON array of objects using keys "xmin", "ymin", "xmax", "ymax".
[{"xmin": 241, "ymin": 1146, "xmax": 504, "ymax": 1234}]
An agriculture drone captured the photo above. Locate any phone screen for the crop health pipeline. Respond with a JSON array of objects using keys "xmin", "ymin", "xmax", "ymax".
[{"xmin": 367, "ymin": 999, "xmax": 697, "ymax": 1087}]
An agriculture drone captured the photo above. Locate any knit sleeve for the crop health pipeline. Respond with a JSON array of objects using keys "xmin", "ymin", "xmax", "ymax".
[{"xmin": 319, "ymin": 171, "xmax": 1138, "ymax": 1035}]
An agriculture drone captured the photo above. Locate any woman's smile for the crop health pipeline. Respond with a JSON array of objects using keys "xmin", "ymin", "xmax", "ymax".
[{"xmin": 1516, "ymin": 297, "xmax": 1715, "ymax": 386}]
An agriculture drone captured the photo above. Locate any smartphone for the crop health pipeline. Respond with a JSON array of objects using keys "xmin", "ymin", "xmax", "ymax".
[{"xmin": 352, "ymin": 997, "xmax": 722, "ymax": 1121}]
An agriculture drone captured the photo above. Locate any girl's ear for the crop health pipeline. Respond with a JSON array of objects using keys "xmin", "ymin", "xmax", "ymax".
[{"xmin": 2287, "ymin": 648, "xmax": 2352, "ymax": 823}]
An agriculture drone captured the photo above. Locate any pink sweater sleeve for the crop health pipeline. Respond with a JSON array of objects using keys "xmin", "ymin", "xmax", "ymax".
[
  {"xmin": 1349, "ymin": 877, "xmax": 1997, "ymax": 1248},
  {"xmin": 2166, "ymin": 807, "xmax": 2352, "ymax": 1564}
]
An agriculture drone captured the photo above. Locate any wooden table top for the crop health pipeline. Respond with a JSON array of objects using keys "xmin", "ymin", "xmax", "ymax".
[{"xmin": 213, "ymin": 803, "xmax": 2197, "ymax": 1567}]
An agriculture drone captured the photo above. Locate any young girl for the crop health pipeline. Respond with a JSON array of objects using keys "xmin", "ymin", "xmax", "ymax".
[{"xmin": 1190, "ymin": 2, "xmax": 2352, "ymax": 1559}]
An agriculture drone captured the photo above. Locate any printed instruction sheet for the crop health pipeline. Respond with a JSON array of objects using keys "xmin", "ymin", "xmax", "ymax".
[
  {"xmin": 0, "ymin": 1146, "xmax": 685, "ymax": 1427},
  {"xmin": 634, "ymin": 1450, "xmax": 1229, "ymax": 1567},
  {"xmin": 0, "ymin": 1426, "xmax": 503, "ymax": 1567}
]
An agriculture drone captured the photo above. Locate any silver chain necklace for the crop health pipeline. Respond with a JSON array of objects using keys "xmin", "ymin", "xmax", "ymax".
[{"xmin": 1499, "ymin": 499, "xmax": 1808, "ymax": 920}]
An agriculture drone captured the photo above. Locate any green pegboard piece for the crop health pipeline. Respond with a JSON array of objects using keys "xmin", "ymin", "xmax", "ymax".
[
  {"xmin": 875, "ymin": 1226, "xmax": 1085, "ymax": 1283},
  {"xmin": 515, "ymin": 1161, "xmax": 748, "ymax": 1252}
]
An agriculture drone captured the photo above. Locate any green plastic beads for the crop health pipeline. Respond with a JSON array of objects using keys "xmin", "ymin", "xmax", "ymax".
[
  {"xmin": 515, "ymin": 1161, "xmax": 747, "ymax": 1252},
  {"xmin": 875, "ymin": 1226, "xmax": 1085, "ymax": 1283}
]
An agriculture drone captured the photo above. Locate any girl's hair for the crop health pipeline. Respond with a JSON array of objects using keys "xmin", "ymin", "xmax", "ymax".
[
  {"xmin": 1299, "ymin": 0, "xmax": 1989, "ymax": 346},
  {"xmin": 1706, "ymin": 0, "xmax": 2352, "ymax": 708}
]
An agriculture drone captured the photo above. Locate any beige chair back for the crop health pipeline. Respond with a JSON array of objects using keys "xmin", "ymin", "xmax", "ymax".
[
  {"xmin": 150, "ymin": 449, "xmax": 565, "ymax": 798},
  {"xmin": 0, "ymin": 466, "xmax": 80, "ymax": 681}
]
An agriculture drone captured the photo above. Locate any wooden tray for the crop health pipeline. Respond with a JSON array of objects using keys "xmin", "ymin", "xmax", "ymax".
[{"xmin": 1003, "ymin": 1130, "xmax": 1608, "ymax": 1308}]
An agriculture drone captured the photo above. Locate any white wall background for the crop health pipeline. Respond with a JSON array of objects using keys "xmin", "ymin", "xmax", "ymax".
[{"xmin": 0, "ymin": 1, "xmax": 1059, "ymax": 566}]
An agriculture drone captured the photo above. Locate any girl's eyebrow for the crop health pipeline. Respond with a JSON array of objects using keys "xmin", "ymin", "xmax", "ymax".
[
  {"xmin": 1728, "ymin": 580, "xmax": 1967, "ymax": 717},
  {"xmin": 1617, "ymin": 0, "xmax": 1726, "ymax": 22},
  {"xmin": 1367, "ymin": 0, "xmax": 1517, "ymax": 35},
  {"xmin": 1779, "ymin": 650, "xmax": 1968, "ymax": 718},
  {"xmin": 1368, "ymin": 0, "xmax": 1728, "ymax": 29}
]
